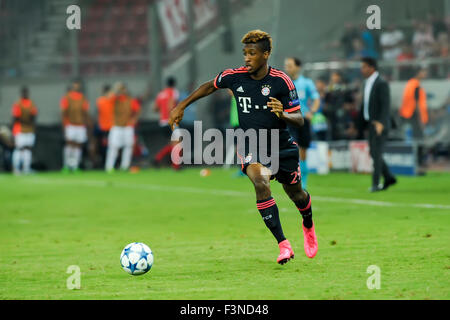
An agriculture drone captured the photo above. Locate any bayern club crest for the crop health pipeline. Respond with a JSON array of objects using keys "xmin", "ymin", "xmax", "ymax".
[{"xmin": 261, "ymin": 85, "xmax": 271, "ymax": 96}]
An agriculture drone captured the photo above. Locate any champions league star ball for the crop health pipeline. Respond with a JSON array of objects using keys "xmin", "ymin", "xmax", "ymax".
[{"xmin": 120, "ymin": 242, "xmax": 153, "ymax": 275}]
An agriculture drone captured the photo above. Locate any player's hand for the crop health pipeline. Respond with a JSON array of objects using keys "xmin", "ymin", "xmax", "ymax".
[
  {"xmin": 169, "ymin": 104, "xmax": 184, "ymax": 131},
  {"xmin": 268, "ymin": 97, "xmax": 283, "ymax": 118},
  {"xmin": 305, "ymin": 112, "xmax": 313, "ymax": 121},
  {"xmin": 373, "ymin": 121, "xmax": 384, "ymax": 135}
]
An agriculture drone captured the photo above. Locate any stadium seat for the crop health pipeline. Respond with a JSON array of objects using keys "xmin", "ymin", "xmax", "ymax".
[
  {"xmin": 110, "ymin": 5, "xmax": 127, "ymax": 18},
  {"xmin": 117, "ymin": 33, "xmax": 131, "ymax": 46},
  {"xmin": 102, "ymin": 20, "xmax": 116, "ymax": 33}
]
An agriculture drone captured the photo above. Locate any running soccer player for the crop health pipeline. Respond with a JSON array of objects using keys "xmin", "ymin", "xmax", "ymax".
[
  {"xmin": 11, "ymin": 86, "xmax": 38, "ymax": 175},
  {"xmin": 284, "ymin": 57, "xmax": 320, "ymax": 189},
  {"xmin": 169, "ymin": 30, "xmax": 318, "ymax": 264}
]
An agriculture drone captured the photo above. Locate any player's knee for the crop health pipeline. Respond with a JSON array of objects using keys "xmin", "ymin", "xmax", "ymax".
[{"xmin": 253, "ymin": 179, "xmax": 271, "ymax": 198}]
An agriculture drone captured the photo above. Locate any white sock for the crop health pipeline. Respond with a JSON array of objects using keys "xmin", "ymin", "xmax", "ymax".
[
  {"xmin": 105, "ymin": 146, "xmax": 119, "ymax": 171},
  {"xmin": 63, "ymin": 146, "xmax": 71, "ymax": 168},
  {"xmin": 73, "ymin": 147, "xmax": 82, "ymax": 170},
  {"xmin": 22, "ymin": 149, "xmax": 32, "ymax": 174},
  {"xmin": 120, "ymin": 146, "xmax": 133, "ymax": 170},
  {"xmin": 12, "ymin": 149, "xmax": 21, "ymax": 173}
]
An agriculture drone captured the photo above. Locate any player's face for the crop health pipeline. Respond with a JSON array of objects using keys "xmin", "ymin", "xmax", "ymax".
[
  {"xmin": 243, "ymin": 43, "xmax": 268, "ymax": 74},
  {"xmin": 72, "ymin": 82, "xmax": 81, "ymax": 92},
  {"xmin": 284, "ymin": 58, "xmax": 300, "ymax": 79},
  {"xmin": 21, "ymin": 88, "xmax": 29, "ymax": 99},
  {"xmin": 360, "ymin": 62, "xmax": 374, "ymax": 79}
]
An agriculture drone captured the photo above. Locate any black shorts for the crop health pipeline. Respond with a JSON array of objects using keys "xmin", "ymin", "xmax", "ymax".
[
  {"xmin": 160, "ymin": 125, "xmax": 172, "ymax": 140},
  {"xmin": 239, "ymin": 139, "xmax": 301, "ymax": 185},
  {"xmin": 288, "ymin": 118, "xmax": 311, "ymax": 149}
]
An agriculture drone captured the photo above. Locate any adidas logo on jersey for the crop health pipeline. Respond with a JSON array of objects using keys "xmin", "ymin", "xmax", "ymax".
[{"xmin": 236, "ymin": 86, "xmax": 244, "ymax": 93}]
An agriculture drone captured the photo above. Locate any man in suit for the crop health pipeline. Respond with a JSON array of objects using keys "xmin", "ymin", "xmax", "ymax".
[{"xmin": 359, "ymin": 57, "xmax": 397, "ymax": 192}]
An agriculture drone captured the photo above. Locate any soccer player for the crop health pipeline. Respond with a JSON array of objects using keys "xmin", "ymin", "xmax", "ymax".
[
  {"xmin": 96, "ymin": 84, "xmax": 114, "ymax": 167},
  {"xmin": 153, "ymin": 77, "xmax": 180, "ymax": 169},
  {"xmin": 105, "ymin": 82, "xmax": 141, "ymax": 172},
  {"xmin": 60, "ymin": 80, "xmax": 89, "ymax": 172},
  {"xmin": 11, "ymin": 86, "xmax": 38, "ymax": 175},
  {"xmin": 284, "ymin": 57, "xmax": 320, "ymax": 189},
  {"xmin": 169, "ymin": 30, "xmax": 318, "ymax": 264}
]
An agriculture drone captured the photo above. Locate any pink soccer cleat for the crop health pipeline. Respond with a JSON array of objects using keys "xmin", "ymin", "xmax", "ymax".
[
  {"xmin": 302, "ymin": 223, "xmax": 318, "ymax": 258},
  {"xmin": 277, "ymin": 239, "xmax": 294, "ymax": 265}
]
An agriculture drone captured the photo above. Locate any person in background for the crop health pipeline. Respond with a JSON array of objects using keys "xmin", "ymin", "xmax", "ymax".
[
  {"xmin": 60, "ymin": 80, "xmax": 90, "ymax": 173},
  {"xmin": 399, "ymin": 67, "xmax": 429, "ymax": 170},
  {"xmin": 105, "ymin": 82, "xmax": 141, "ymax": 172},
  {"xmin": 312, "ymin": 78, "xmax": 329, "ymax": 141},
  {"xmin": 153, "ymin": 77, "xmax": 180, "ymax": 170},
  {"xmin": 323, "ymin": 71, "xmax": 348, "ymax": 140},
  {"xmin": 96, "ymin": 84, "xmax": 113, "ymax": 168},
  {"xmin": 379, "ymin": 24, "xmax": 404, "ymax": 61},
  {"xmin": 11, "ymin": 86, "xmax": 38, "ymax": 175},
  {"xmin": 284, "ymin": 57, "xmax": 320, "ymax": 190},
  {"xmin": 359, "ymin": 57, "xmax": 397, "ymax": 192},
  {"xmin": 412, "ymin": 22, "xmax": 435, "ymax": 59}
]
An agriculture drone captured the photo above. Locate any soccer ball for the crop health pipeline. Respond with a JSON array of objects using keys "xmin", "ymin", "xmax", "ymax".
[{"xmin": 120, "ymin": 242, "xmax": 153, "ymax": 275}]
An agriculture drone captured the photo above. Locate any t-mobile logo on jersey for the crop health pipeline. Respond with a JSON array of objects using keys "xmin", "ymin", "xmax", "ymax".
[{"xmin": 238, "ymin": 97, "xmax": 267, "ymax": 113}]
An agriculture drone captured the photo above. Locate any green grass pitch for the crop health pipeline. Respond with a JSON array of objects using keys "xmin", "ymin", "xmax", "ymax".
[{"xmin": 0, "ymin": 168, "xmax": 449, "ymax": 300}]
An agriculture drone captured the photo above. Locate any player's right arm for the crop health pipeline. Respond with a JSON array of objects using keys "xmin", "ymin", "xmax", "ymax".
[
  {"xmin": 11, "ymin": 102, "xmax": 20, "ymax": 129},
  {"xmin": 169, "ymin": 79, "xmax": 217, "ymax": 130}
]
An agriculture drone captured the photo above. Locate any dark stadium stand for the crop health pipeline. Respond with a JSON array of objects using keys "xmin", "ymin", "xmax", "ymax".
[{"xmin": 78, "ymin": 0, "xmax": 151, "ymax": 75}]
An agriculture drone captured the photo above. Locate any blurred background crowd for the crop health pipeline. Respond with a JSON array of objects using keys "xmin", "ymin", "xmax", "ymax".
[{"xmin": 0, "ymin": 0, "xmax": 449, "ymax": 174}]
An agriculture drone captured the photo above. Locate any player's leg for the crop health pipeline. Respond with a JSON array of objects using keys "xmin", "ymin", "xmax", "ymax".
[
  {"xmin": 282, "ymin": 182, "xmax": 318, "ymax": 258},
  {"xmin": 70, "ymin": 126, "xmax": 86, "ymax": 171},
  {"xmin": 22, "ymin": 133, "xmax": 35, "ymax": 174},
  {"xmin": 368, "ymin": 127, "xmax": 383, "ymax": 191},
  {"xmin": 72, "ymin": 142, "xmax": 82, "ymax": 170},
  {"xmin": 154, "ymin": 126, "xmax": 173, "ymax": 165},
  {"xmin": 120, "ymin": 127, "xmax": 134, "ymax": 170},
  {"xmin": 22, "ymin": 147, "xmax": 32, "ymax": 174},
  {"xmin": 245, "ymin": 163, "xmax": 293, "ymax": 264},
  {"xmin": 12, "ymin": 148, "xmax": 21, "ymax": 174},
  {"xmin": 63, "ymin": 126, "xmax": 76, "ymax": 171},
  {"xmin": 105, "ymin": 126, "xmax": 119, "ymax": 172},
  {"xmin": 12, "ymin": 133, "xmax": 23, "ymax": 174}
]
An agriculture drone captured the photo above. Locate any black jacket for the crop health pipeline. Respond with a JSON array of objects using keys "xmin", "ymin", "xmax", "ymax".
[{"xmin": 358, "ymin": 75, "xmax": 391, "ymax": 132}]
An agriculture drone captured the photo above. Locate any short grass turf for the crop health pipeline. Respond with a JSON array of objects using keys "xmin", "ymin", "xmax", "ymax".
[{"xmin": 0, "ymin": 168, "xmax": 449, "ymax": 300}]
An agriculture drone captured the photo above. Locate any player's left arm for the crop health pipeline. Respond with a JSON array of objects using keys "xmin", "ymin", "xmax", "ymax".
[
  {"xmin": 130, "ymin": 99, "xmax": 141, "ymax": 126},
  {"xmin": 268, "ymin": 97, "xmax": 304, "ymax": 127},
  {"xmin": 82, "ymin": 99, "xmax": 93, "ymax": 129},
  {"xmin": 11, "ymin": 103, "xmax": 21, "ymax": 128},
  {"xmin": 268, "ymin": 83, "xmax": 304, "ymax": 127},
  {"xmin": 29, "ymin": 102, "xmax": 38, "ymax": 128}
]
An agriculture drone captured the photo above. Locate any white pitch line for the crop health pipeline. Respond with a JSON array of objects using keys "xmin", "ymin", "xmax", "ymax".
[{"xmin": 26, "ymin": 177, "xmax": 450, "ymax": 211}]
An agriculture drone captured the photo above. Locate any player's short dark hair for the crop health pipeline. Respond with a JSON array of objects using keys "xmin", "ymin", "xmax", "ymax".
[
  {"xmin": 241, "ymin": 30, "xmax": 272, "ymax": 54},
  {"xmin": 361, "ymin": 57, "xmax": 378, "ymax": 70},
  {"xmin": 103, "ymin": 84, "xmax": 111, "ymax": 94},
  {"xmin": 289, "ymin": 57, "xmax": 302, "ymax": 67},
  {"xmin": 167, "ymin": 77, "xmax": 176, "ymax": 87}
]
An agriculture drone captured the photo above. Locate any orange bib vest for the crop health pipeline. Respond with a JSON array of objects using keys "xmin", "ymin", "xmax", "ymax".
[{"xmin": 399, "ymin": 78, "xmax": 428, "ymax": 124}]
